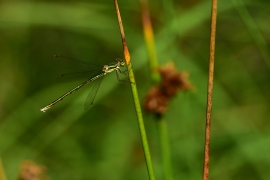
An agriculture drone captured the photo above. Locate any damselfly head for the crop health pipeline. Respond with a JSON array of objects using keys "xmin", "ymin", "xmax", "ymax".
[
  {"xmin": 103, "ymin": 65, "xmax": 109, "ymax": 72},
  {"xmin": 119, "ymin": 59, "xmax": 125, "ymax": 66}
]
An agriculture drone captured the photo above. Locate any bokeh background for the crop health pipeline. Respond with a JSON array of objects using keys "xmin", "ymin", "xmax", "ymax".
[{"xmin": 0, "ymin": 0, "xmax": 270, "ymax": 179}]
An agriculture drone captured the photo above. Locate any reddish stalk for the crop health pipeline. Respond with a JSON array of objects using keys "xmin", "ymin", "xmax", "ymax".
[{"xmin": 202, "ymin": 0, "xmax": 218, "ymax": 180}]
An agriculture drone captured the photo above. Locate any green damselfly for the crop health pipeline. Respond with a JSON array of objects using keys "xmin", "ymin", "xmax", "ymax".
[{"xmin": 40, "ymin": 55, "xmax": 126, "ymax": 112}]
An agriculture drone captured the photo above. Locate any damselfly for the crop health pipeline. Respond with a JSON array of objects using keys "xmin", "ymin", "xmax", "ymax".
[{"xmin": 40, "ymin": 55, "xmax": 126, "ymax": 112}]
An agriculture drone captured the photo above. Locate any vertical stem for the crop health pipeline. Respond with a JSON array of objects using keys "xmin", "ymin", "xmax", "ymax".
[
  {"xmin": 202, "ymin": 0, "xmax": 218, "ymax": 180},
  {"xmin": 113, "ymin": 1, "xmax": 156, "ymax": 180},
  {"xmin": 157, "ymin": 119, "xmax": 173, "ymax": 180},
  {"xmin": 140, "ymin": 0, "xmax": 159, "ymax": 82},
  {"xmin": 140, "ymin": 1, "xmax": 173, "ymax": 179}
]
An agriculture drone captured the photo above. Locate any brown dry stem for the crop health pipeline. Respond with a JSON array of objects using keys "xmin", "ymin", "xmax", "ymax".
[{"xmin": 202, "ymin": 0, "xmax": 218, "ymax": 180}]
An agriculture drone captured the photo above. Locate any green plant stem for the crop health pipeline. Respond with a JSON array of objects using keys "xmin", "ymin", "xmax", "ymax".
[
  {"xmin": 128, "ymin": 63, "xmax": 156, "ymax": 180},
  {"xmin": 113, "ymin": 0, "xmax": 156, "ymax": 179},
  {"xmin": 140, "ymin": 0, "xmax": 159, "ymax": 82},
  {"xmin": 140, "ymin": 0, "xmax": 173, "ymax": 179},
  {"xmin": 157, "ymin": 119, "xmax": 173, "ymax": 180}
]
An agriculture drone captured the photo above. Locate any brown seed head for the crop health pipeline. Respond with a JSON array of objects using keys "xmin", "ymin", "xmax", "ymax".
[{"xmin": 144, "ymin": 62, "xmax": 193, "ymax": 116}]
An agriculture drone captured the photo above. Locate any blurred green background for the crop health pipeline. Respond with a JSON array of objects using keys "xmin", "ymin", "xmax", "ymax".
[{"xmin": 0, "ymin": 0, "xmax": 270, "ymax": 179}]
